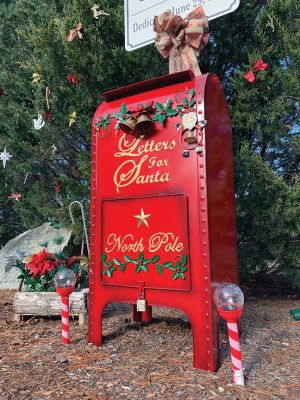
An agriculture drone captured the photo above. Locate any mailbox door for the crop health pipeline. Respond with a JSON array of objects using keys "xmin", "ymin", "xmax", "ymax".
[{"xmin": 101, "ymin": 194, "xmax": 191, "ymax": 291}]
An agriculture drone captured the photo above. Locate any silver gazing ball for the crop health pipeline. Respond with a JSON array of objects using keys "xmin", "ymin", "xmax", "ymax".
[
  {"xmin": 214, "ymin": 283, "xmax": 244, "ymax": 309},
  {"xmin": 54, "ymin": 268, "xmax": 76, "ymax": 289}
]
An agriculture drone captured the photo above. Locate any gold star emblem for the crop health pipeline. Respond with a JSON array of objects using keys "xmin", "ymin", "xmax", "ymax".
[{"xmin": 134, "ymin": 208, "xmax": 151, "ymax": 228}]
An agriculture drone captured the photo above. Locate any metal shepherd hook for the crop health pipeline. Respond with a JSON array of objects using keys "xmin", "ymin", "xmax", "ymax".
[{"xmin": 69, "ymin": 201, "xmax": 90, "ymax": 259}]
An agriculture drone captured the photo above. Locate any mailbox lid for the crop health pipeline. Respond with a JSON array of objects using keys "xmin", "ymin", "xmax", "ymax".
[{"xmin": 101, "ymin": 194, "xmax": 191, "ymax": 291}]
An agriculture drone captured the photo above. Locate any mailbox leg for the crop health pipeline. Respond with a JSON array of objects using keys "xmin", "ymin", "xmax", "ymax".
[
  {"xmin": 190, "ymin": 315, "xmax": 215, "ymax": 372},
  {"xmin": 132, "ymin": 304, "xmax": 142, "ymax": 322},
  {"xmin": 88, "ymin": 303, "xmax": 104, "ymax": 346}
]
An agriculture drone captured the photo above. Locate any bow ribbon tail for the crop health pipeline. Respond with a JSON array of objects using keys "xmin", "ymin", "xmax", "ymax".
[
  {"xmin": 179, "ymin": 44, "xmax": 201, "ymax": 76},
  {"xmin": 169, "ymin": 48, "xmax": 183, "ymax": 74}
]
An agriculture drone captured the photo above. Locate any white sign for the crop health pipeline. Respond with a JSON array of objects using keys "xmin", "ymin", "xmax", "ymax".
[{"xmin": 125, "ymin": 0, "xmax": 240, "ymax": 51}]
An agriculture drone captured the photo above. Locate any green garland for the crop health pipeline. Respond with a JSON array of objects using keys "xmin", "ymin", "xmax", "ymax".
[{"xmin": 102, "ymin": 252, "xmax": 188, "ymax": 280}]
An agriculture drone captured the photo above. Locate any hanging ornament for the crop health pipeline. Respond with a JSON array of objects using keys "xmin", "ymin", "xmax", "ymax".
[
  {"xmin": 266, "ymin": 14, "xmax": 275, "ymax": 32},
  {"xmin": 43, "ymin": 111, "xmax": 52, "ymax": 122},
  {"xmin": 244, "ymin": 59, "xmax": 269, "ymax": 83},
  {"xmin": 67, "ymin": 23, "xmax": 83, "ymax": 42},
  {"xmin": 67, "ymin": 73, "xmax": 79, "ymax": 84},
  {"xmin": 91, "ymin": 5, "xmax": 109, "ymax": 19},
  {"xmin": 0, "ymin": 147, "xmax": 12, "ymax": 168},
  {"xmin": 45, "ymin": 87, "xmax": 51, "ymax": 111},
  {"xmin": 23, "ymin": 171, "xmax": 29, "ymax": 184},
  {"xmin": 0, "ymin": 87, "xmax": 4, "ymax": 96},
  {"xmin": 51, "ymin": 144, "xmax": 57, "ymax": 156},
  {"xmin": 54, "ymin": 180, "xmax": 60, "ymax": 193},
  {"xmin": 69, "ymin": 111, "xmax": 77, "ymax": 127},
  {"xmin": 8, "ymin": 192, "xmax": 22, "ymax": 201},
  {"xmin": 175, "ymin": 89, "xmax": 201, "ymax": 147},
  {"xmin": 33, "ymin": 114, "xmax": 45, "ymax": 130},
  {"xmin": 69, "ymin": 201, "xmax": 90, "ymax": 259},
  {"xmin": 32, "ymin": 73, "xmax": 42, "ymax": 83}
]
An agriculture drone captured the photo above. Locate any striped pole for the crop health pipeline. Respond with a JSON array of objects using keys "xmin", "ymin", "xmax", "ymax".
[
  {"xmin": 61, "ymin": 295, "xmax": 70, "ymax": 345},
  {"xmin": 226, "ymin": 321, "xmax": 245, "ymax": 386}
]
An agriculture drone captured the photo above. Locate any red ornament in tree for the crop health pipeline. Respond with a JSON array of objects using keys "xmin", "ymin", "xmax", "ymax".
[
  {"xmin": 244, "ymin": 58, "xmax": 269, "ymax": 83},
  {"xmin": 67, "ymin": 73, "xmax": 79, "ymax": 84},
  {"xmin": 43, "ymin": 111, "xmax": 53, "ymax": 122},
  {"xmin": 54, "ymin": 180, "xmax": 60, "ymax": 193},
  {"xmin": 0, "ymin": 87, "xmax": 4, "ymax": 96}
]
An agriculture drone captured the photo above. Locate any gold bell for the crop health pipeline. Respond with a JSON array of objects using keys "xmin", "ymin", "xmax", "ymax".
[
  {"xmin": 184, "ymin": 131, "xmax": 198, "ymax": 144},
  {"xmin": 135, "ymin": 114, "xmax": 156, "ymax": 137},
  {"xmin": 119, "ymin": 117, "xmax": 137, "ymax": 135}
]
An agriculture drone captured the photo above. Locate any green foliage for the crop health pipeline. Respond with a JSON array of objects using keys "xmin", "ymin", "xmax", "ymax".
[{"xmin": 0, "ymin": 0, "xmax": 299, "ymax": 286}]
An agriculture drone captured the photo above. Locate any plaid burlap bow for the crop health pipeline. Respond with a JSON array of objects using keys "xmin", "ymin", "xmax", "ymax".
[{"xmin": 154, "ymin": 6, "xmax": 210, "ymax": 76}]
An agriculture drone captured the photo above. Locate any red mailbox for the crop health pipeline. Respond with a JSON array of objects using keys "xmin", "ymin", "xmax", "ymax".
[{"xmin": 89, "ymin": 71, "xmax": 238, "ymax": 371}]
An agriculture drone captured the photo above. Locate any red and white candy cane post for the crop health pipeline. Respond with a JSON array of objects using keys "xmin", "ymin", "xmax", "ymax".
[
  {"xmin": 54, "ymin": 268, "xmax": 76, "ymax": 345},
  {"xmin": 214, "ymin": 283, "xmax": 245, "ymax": 386}
]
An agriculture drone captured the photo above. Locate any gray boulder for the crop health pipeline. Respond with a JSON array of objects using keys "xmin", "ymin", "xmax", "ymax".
[{"xmin": 0, "ymin": 223, "xmax": 72, "ymax": 289}]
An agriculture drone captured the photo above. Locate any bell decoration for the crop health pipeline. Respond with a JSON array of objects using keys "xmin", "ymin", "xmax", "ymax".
[
  {"xmin": 184, "ymin": 131, "xmax": 198, "ymax": 145},
  {"xmin": 119, "ymin": 117, "xmax": 137, "ymax": 135},
  {"xmin": 135, "ymin": 113, "xmax": 156, "ymax": 137}
]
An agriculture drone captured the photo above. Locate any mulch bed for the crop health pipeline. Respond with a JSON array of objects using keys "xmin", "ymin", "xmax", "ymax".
[{"xmin": 0, "ymin": 290, "xmax": 299, "ymax": 400}]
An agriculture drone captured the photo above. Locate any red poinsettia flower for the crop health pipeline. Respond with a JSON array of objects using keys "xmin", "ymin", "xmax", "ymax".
[
  {"xmin": 67, "ymin": 73, "xmax": 79, "ymax": 84},
  {"xmin": 26, "ymin": 249, "xmax": 58, "ymax": 278},
  {"xmin": 0, "ymin": 87, "xmax": 4, "ymax": 96}
]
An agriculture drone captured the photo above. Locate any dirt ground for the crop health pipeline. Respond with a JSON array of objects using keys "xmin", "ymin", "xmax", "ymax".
[{"xmin": 0, "ymin": 290, "xmax": 299, "ymax": 400}]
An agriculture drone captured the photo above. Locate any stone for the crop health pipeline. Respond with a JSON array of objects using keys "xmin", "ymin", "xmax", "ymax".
[
  {"xmin": 0, "ymin": 223, "xmax": 72, "ymax": 289},
  {"xmin": 55, "ymin": 353, "xmax": 68, "ymax": 364}
]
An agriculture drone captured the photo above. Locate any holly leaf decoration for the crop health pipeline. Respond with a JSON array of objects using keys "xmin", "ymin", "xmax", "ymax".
[
  {"xmin": 152, "ymin": 98, "xmax": 178, "ymax": 125},
  {"xmin": 96, "ymin": 113, "xmax": 111, "ymax": 130},
  {"xmin": 155, "ymin": 102, "xmax": 164, "ymax": 112},
  {"xmin": 107, "ymin": 266, "xmax": 116, "ymax": 278},
  {"xmin": 189, "ymin": 88, "xmax": 195, "ymax": 99},
  {"xmin": 152, "ymin": 113, "xmax": 167, "ymax": 125},
  {"xmin": 120, "ymin": 103, "xmax": 127, "ymax": 114},
  {"xmin": 151, "ymin": 255, "xmax": 160, "ymax": 263},
  {"xmin": 120, "ymin": 263, "xmax": 126, "ymax": 272},
  {"xmin": 156, "ymin": 264, "xmax": 163, "ymax": 275},
  {"xmin": 163, "ymin": 261, "xmax": 173, "ymax": 269},
  {"xmin": 102, "ymin": 252, "xmax": 187, "ymax": 279}
]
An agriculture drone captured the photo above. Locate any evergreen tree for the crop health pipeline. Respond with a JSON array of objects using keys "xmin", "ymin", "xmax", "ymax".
[{"xmin": 0, "ymin": 0, "xmax": 299, "ymax": 286}]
